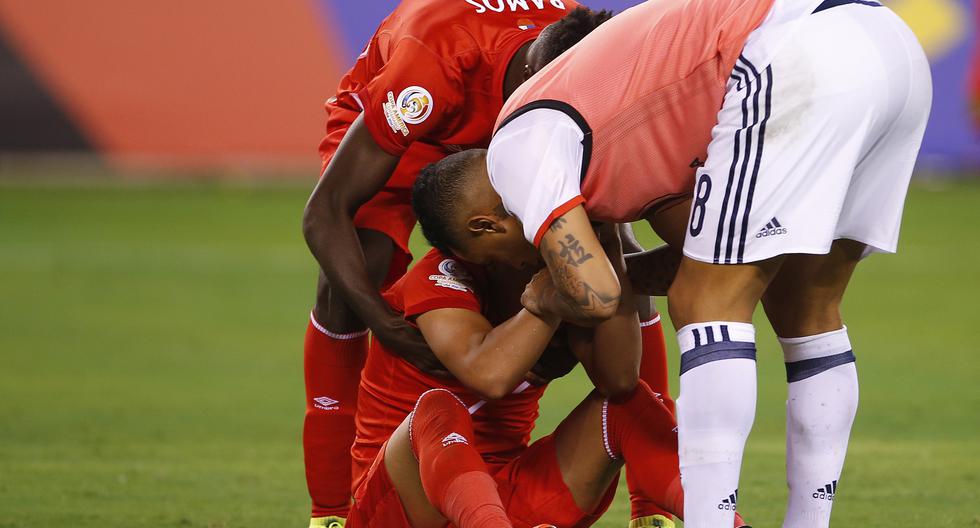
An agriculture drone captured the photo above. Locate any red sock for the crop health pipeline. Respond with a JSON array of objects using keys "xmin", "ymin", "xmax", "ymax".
[
  {"xmin": 410, "ymin": 389, "xmax": 511, "ymax": 528},
  {"xmin": 606, "ymin": 380, "xmax": 684, "ymax": 518},
  {"xmin": 627, "ymin": 316, "xmax": 678, "ymax": 519},
  {"xmin": 303, "ymin": 314, "xmax": 368, "ymax": 518}
]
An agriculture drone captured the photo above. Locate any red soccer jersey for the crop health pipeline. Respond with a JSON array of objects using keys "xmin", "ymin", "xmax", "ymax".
[
  {"xmin": 321, "ymin": 0, "xmax": 576, "ymax": 166},
  {"xmin": 351, "ymin": 249, "xmax": 547, "ymax": 490}
]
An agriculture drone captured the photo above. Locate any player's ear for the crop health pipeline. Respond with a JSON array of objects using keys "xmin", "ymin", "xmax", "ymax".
[{"xmin": 466, "ymin": 215, "xmax": 505, "ymax": 235}]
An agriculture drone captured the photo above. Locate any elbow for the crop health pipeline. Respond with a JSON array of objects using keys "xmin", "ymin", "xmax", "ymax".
[
  {"xmin": 470, "ymin": 371, "xmax": 519, "ymax": 401},
  {"xmin": 301, "ymin": 203, "xmax": 320, "ymax": 246},
  {"xmin": 302, "ymin": 193, "xmax": 341, "ymax": 247}
]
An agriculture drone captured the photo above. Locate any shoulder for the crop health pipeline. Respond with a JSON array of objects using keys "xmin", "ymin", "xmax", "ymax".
[{"xmin": 396, "ymin": 249, "xmax": 485, "ymax": 318}]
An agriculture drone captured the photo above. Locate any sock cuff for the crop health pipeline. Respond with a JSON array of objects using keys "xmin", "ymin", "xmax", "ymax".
[
  {"xmin": 639, "ymin": 313, "xmax": 662, "ymax": 327},
  {"xmin": 779, "ymin": 326, "xmax": 851, "ymax": 362},
  {"xmin": 676, "ymin": 321, "xmax": 754, "ymax": 353},
  {"xmin": 309, "ymin": 311, "xmax": 370, "ymax": 341}
]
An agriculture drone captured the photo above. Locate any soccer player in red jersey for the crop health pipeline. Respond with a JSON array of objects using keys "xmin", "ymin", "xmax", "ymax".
[
  {"xmin": 341, "ymin": 165, "xmax": 749, "ymax": 527},
  {"xmin": 346, "ymin": 219, "xmax": 745, "ymax": 527},
  {"xmin": 297, "ymin": 2, "xmax": 667, "ymax": 525}
]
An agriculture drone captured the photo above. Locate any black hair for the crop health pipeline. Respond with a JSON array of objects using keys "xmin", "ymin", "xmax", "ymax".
[
  {"xmin": 412, "ymin": 150, "xmax": 483, "ymax": 255},
  {"xmin": 537, "ymin": 7, "xmax": 614, "ymax": 65}
]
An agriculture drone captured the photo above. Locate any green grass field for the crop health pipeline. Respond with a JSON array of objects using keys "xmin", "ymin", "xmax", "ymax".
[{"xmin": 1, "ymin": 180, "xmax": 978, "ymax": 527}]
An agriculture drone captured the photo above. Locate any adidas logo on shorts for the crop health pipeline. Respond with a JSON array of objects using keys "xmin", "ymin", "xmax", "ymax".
[
  {"xmin": 756, "ymin": 217, "xmax": 788, "ymax": 238},
  {"xmin": 441, "ymin": 432, "xmax": 468, "ymax": 447},
  {"xmin": 717, "ymin": 489, "xmax": 738, "ymax": 511},
  {"xmin": 813, "ymin": 480, "xmax": 838, "ymax": 501}
]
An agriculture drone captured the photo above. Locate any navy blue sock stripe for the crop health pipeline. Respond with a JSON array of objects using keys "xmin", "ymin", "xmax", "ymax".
[
  {"xmin": 693, "ymin": 328, "xmax": 702, "ymax": 347},
  {"xmin": 680, "ymin": 341, "xmax": 757, "ymax": 375},
  {"xmin": 705, "ymin": 326, "xmax": 715, "ymax": 344},
  {"xmin": 720, "ymin": 325, "xmax": 731, "ymax": 341},
  {"xmin": 785, "ymin": 350, "xmax": 856, "ymax": 383}
]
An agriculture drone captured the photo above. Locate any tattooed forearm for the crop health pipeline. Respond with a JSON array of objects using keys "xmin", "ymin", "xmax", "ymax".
[
  {"xmin": 624, "ymin": 245, "xmax": 681, "ymax": 296},
  {"xmin": 541, "ymin": 246, "xmax": 620, "ymax": 322}
]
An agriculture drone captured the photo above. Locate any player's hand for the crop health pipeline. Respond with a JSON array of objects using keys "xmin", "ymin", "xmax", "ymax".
[
  {"xmin": 374, "ymin": 316, "xmax": 451, "ymax": 378},
  {"xmin": 520, "ymin": 268, "xmax": 559, "ymax": 319}
]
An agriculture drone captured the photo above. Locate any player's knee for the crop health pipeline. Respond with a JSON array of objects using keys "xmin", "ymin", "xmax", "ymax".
[
  {"xmin": 594, "ymin": 369, "xmax": 639, "ymax": 402},
  {"xmin": 413, "ymin": 389, "xmax": 468, "ymax": 427}
]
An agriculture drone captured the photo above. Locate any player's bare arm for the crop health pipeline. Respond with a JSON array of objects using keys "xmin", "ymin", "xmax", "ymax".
[
  {"xmin": 303, "ymin": 115, "xmax": 432, "ymax": 360},
  {"xmin": 530, "ymin": 205, "xmax": 621, "ymax": 324},
  {"xmin": 561, "ymin": 225, "xmax": 642, "ymax": 399},
  {"xmin": 415, "ymin": 307, "xmax": 560, "ymax": 401}
]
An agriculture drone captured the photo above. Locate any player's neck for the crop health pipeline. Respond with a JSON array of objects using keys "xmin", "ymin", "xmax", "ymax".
[{"xmin": 502, "ymin": 41, "xmax": 533, "ymax": 102}]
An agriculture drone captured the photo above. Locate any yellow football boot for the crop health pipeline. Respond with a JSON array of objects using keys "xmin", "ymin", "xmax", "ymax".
[
  {"xmin": 629, "ymin": 515, "xmax": 676, "ymax": 528},
  {"xmin": 309, "ymin": 516, "xmax": 345, "ymax": 528}
]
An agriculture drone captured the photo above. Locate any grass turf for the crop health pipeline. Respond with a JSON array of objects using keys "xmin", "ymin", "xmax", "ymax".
[{"xmin": 0, "ymin": 180, "xmax": 977, "ymax": 527}]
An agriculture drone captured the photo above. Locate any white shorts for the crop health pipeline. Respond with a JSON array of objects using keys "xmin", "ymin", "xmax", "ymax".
[{"xmin": 683, "ymin": 0, "xmax": 932, "ymax": 264}]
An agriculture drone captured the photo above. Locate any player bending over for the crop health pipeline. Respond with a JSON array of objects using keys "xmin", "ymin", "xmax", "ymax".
[
  {"xmin": 298, "ymin": 1, "xmax": 604, "ymax": 523},
  {"xmin": 419, "ymin": 0, "xmax": 931, "ymax": 525},
  {"xmin": 346, "ymin": 199, "xmax": 748, "ymax": 527}
]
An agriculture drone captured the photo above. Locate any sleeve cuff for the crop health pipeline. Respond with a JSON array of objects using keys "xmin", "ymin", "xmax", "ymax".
[{"xmin": 531, "ymin": 195, "xmax": 586, "ymax": 247}]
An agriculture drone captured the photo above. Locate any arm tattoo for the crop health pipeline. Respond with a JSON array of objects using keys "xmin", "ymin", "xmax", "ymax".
[
  {"xmin": 542, "ymin": 246, "xmax": 619, "ymax": 320},
  {"xmin": 549, "ymin": 217, "xmax": 568, "ymax": 232},
  {"xmin": 556, "ymin": 234, "xmax": 593, "ymax": 267}
]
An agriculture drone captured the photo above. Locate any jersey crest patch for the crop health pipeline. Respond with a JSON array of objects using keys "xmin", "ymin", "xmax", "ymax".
[
  {"xmin": 429, "ymin": 259, "xmax": 474, "ymax": 292},
  {"xmin": 383, "ymin": 86, "xmax": 433, "ymax": 136},
  {"xmin": 397, "ymin": 86, "xmax": 433, "ymax": 125}
]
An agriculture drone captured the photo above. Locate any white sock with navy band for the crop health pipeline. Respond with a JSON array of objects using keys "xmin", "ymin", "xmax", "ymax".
[
  {"xmin": 676, "ymin": 321, "xmax": 757, "ymax": 528},
  {"xmin": 781, "ymin": 327, "xmax": 858, "ymax": 528}
]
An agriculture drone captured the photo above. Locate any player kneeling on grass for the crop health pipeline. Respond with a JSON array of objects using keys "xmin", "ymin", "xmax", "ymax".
[{"xmin": 343, "ymin": 173, "xmax": 748, "ymax": 528}]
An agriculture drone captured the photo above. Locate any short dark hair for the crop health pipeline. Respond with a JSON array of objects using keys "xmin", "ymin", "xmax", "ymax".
[
  {"xmin": 412, "ymin": 150, "xmax": 483, "ymax": 255},
  {"xmin": 537, "ymin": 7, "xmax": 614, "ymax": 65}
]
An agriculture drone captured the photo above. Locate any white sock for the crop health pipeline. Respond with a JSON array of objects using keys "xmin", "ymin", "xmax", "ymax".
[
  {"xmin": 780, "ymin": 327, "xmax": 858, "ymax": 528},
  {"xmin": 676, "ymin": 321, "xmax": 757, "ymax": 528}
]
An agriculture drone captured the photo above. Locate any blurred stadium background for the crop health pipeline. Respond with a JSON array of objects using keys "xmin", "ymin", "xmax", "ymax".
[{"xmin": 0, "ymin": 1, "xmax": 977, "ymax": 526}]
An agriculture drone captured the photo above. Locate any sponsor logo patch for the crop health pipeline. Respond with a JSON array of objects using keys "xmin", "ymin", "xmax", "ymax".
[
  {"xmin": 441, "ymin": 432, "xmax": 469, "ymax": 447},
  {"xmin": 313, "ymin": 396, "xmax": 339, "ymax": 411},
  {"xmin": 718, "ymin": 489, "xmax": 738, "ymax": 511},
  {"xmin": 756, "ymin": 216, "xmax": 788, "ymax": 238},
  {"xmin": 813, "ymin": 480, "xmax": 838, "ymax": 501},
  {"xmin": 429, "ymin": 259, "xmax": 474, "ymax": 292}
]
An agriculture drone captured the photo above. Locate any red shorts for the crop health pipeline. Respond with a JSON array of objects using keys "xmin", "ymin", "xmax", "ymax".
[
  {"xmin": 347, "ymin": 435, "xmax": 617, "ymax": 528},
  {"xmin": 319, "ymin": 120, "xmax": 446, "ymax": 288}
]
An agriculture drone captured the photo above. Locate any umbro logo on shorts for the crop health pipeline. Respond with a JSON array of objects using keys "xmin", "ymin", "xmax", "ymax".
[
  {"xmin": 441, "ymin": 432, "xmax": 469, "ymax": 447},
  {"xmin": 313, "ymin": 396, "xmax": 340, "ymax": 411},
  {"xmin": 717, "ymin": 489, "xmax": 738, "ymax": 510},
  {"xmin": 756, "ymin": 217, "xmax": 788, "ymax": 238},
  {"xmin": 813, "ymin": 480, "xmax": 838, "ymax": 501}
]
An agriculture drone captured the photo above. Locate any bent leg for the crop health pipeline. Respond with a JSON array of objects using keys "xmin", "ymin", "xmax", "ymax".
[
  {"xmin": 627, "ymin": 316, "xmax": 679, "ymax": 521},
  {"xmin": 762, "ymin": 240, "xmax": 862, "ymax": 528},
  {"xmin": 383, "ymin": 389, "xmax": 511, "ymax": 528},
  {"xmin": 304, "ymin": 229, "xmax": 396, "ymax": 518},
  {"xmin": 553, "ymin": 382, "xmax": 682, "ymax": 518}
]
